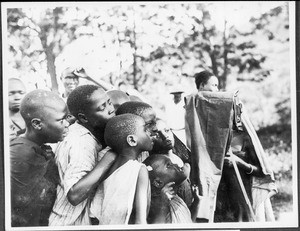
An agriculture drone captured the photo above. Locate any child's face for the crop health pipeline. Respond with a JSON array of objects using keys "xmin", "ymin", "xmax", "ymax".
[
  {"xmin": 153, "ymin": 155, "xmax": 189, "ymax": 186},
  {"xmin": 41, "ymin": 100, "xmax": 70, "ymax": 143},
  {"xmin": 8, "ymin": 80, "xmax": 26, "ymax": 112},
  {"xmin": 142, "ymin": 108, "xmax": 157, "ymax": 137},
  {"xmin": 85, "ymin": 89, "xmax": 115, "ymax": 129},
  {"xmin": 136, "ymin": 119, "xmax": 154, "ymax": 152},
  {"xmin": 153, "ymin": 120, "xmax": 174, "ymax": 152}
]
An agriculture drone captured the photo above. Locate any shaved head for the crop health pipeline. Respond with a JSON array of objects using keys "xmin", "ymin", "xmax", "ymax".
[
  {"xmin": 107, "ymin": 89, "xmax": 130, "ymax": 110},
  {"xmin": 20, "ymin": 89, "xmax": 66, "ymax": 125}
]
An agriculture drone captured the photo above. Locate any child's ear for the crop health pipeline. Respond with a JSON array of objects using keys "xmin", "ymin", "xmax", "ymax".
[
  {"xmin": 31, "ymin": 118, "xmax": 42, "ymax": 130},
  {"xmin": 127, "ymin": 135, "xmax": 137, "ymax": 147},
  {"xmin": 78, "ymin": 113, "xmax": 88, "ymax": 123},
  {"xmin": 153, "ymin": 177, "xmax": 164, "ymax": 189}
]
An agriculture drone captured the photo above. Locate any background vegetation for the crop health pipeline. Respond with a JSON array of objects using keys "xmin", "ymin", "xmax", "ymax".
[{"xmin": 4, "ymin": 1, "xmax": 294, "ymax": 222}]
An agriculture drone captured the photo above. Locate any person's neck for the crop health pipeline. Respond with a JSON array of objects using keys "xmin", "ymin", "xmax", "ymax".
[
  {"xmin": 23, "ymin": 130, "xmax": 45, "ymax": 146},
  {"xmin": 81, "ymin": 123, "xmax": 106, "ymax": 145},
  {"xmin": 63, "ymin": 91, "xmax": 71, "ymax": 98},
  {"xmin": 9, "ymin": 110, "xmax": 20, "ymax": 118}
]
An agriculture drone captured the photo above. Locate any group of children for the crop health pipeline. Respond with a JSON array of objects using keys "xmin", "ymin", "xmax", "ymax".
[
  {"xmin": 9, "ymin": 81, "xmax": 200, "ymax": 227},
  {"xmin": 9, "ymin": 69, "xmax": 277, "ymax": 227}
]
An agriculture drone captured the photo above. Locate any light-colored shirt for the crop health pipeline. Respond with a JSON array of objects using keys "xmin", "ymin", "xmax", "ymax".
[
  {"xmin": 49, "ymin": 122, "xmax": 104, "ymax": 226},
  {"xmin": 90, "ymin": 160, "xmax": 150, "ymax": 224},
  {"xmin": 165, "ymin": 100, "xmax": 185, "ymax": 131}
]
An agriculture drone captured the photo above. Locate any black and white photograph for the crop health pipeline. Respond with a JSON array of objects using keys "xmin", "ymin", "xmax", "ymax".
[{"xmin": 1, "ymin": 1, "xmax": 298, "ymax": 230}]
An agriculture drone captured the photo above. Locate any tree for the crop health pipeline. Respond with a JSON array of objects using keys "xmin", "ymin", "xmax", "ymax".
[{"xmin": 7, "ymin": 7, "xmax": 94, "ymax": 92}]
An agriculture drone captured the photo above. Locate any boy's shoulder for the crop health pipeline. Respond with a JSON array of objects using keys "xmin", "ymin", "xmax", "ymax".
[{"xmin": 10, "ymin": 136, "xmax": 45, "ymax": 162}]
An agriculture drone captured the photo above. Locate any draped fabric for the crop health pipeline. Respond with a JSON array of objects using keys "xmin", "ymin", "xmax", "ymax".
[
  {"xmin": 90, "ymin": 160, "xmax": 149, "ymax": 225},
  {"xmin": 184, "ymin": 91, "xmax": 277, "ymax": 222},
  {"xmin": 240, "ymin": 105, "xmax": 277, "ymax": 221},
  {"xmin": 167, "ymin": 195, "xmax": 193, "ymax": 223},
  {"xmin": 185, "ymin": 91, "xmax": 235, "ymax": 222}
]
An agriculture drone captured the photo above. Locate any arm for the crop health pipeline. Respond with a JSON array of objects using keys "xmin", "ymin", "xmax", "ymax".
[
  {"xmin": 190, "ymin": 185, "xmax": 201, "ymax": 222},
  {"xmin": 224, "ymin": 150, "xmax": 261, "ymax": 176},
  {"xmin": 133, "ymin": 165, "xmax": 150, "ymax": 224},
  {"xmin": 67, "ymin": 150, "xmax": 116, "ymax": 206},
  {"xmin": 73, "ymin": 67, "xmax": 115, "ymax": 91}
]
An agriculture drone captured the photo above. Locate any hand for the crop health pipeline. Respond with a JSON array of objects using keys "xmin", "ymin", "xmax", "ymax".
[
  {"xmin": 160, "ymin": 182, "xmax": 175, "ymax": 202},
  {"xmin": 73, "ymin": 67, "xmax": 89, "ymax": 78},
  {"xmin": 192, "ymin": 184, "xmax": 201, "ymax": 203},
  {"xmin": 224, "ymin": 153, "xmax": 240, "ymax": 168}
]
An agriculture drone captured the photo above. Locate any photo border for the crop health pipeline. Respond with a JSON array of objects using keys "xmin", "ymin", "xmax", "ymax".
[{"xmin": 0, "ymin": 1, "xmax": 299, "ymax": 231}]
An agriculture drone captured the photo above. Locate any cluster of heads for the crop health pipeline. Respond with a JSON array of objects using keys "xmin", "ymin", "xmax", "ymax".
[{"xmin": 11, "ymin": 69, "xmax": 219, "ymax": 188}]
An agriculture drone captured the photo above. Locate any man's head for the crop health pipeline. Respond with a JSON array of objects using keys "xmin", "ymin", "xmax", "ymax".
[
  {"xmin": 61, "ymin": 67, "xmax": 80, "ymax": 96},
  {"xmin": 151, "ymin": 119, "xmax": 174, "ymax": 153},
  {"xmin": 20, "ymin": 89, "xmax": 69, "ymax": 144},
  {"xmin": 116, "ymin": 101, "xmax": 157, "ymax": 136},
  {"xmin": 194, "ymin": 71, "xmax": 219, "ymax": 92},
  {"xmin": 8, "ymin": 78, "xmax": 26, "ymax": 113},
  {"xmin": 107, "ymin": 89, "xmax": 130, "ymax": 110},
  {"xmin": 170, "ymin": 91, "xmax": 184, "ymax": 104},
  {"xmin": 143, "ymin": 154, "xmax": 189, "ymax": 188},
  {"xmin": 67, "ymin": 85, "xmax": 115, "ymax": 131},
  {"xmin": 104, "ymin": 114, "xmax": 153, "ymax": 154}
]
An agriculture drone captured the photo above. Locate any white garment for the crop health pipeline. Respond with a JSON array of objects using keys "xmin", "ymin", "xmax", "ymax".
[
  {"xmin": 165, "ymin": 100, "xmax": 187, "ymax": 145},
  {"xmin": 49, "ymin": 122, "xmax": 104, "ymax": 226},
  {"xmin": 90, "ymin": 160, "xmax": 147, "ymax": 224}
]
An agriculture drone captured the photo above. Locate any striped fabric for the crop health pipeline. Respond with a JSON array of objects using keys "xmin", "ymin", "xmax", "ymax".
[{"xmin": 49, "ymin": 122, "xmax": 104, "ymax": 226}]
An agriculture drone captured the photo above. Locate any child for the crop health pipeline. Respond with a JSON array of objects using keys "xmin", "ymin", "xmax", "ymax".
[
  {"xmin": 150, "ymin": 118, "xmax": 193, "ymax": 209},
  {"xmin": 116, "ymin": 101, "xmax": 158, "ymax": 162},
  {"xmin": 90, "ymin": 114, "xmax": 153, "ymax": 224},
  {"xmin": 143, "ymin": 154, "xmax": 200, "ymax": 224},
  {"xmin": 106, "ymin": 89, "xmax": 130, "ymax": 110},
  {"xmin": 8, "ymin": 78, "xmax": 27, "ymax": 140},
  {"xmin": 10, "ymin": 89, "xmax": 69, "ymax": 227},
  {"xmin": 49, "ymin": 85, "xmax": 116, "ymax": 226}
]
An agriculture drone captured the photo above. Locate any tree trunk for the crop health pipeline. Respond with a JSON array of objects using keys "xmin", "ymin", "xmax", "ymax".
[
  {"xmin": 221, "ymin": 20, "xmax": 228, "ymax": 91},
  {"xmin": 45, "ymin": 45, "xmax": 59, "ymax": 93},
  {"xmin": 132, "ymin": 9, "xmax": 138, "ymax": 90}
]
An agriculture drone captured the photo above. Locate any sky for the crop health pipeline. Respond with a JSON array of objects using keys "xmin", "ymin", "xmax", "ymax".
[{"xmin": 208, "ymin": 1, "xmax": 287, "ymax": 31}]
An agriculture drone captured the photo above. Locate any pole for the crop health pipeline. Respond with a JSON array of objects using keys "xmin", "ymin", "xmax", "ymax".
[{"xmin": 232, "ymin": 159, "xmax": 256, "ymax": 221}]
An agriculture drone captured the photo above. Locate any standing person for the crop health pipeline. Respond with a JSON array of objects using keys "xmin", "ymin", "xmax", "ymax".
[
  {"xmin": 8, "ymin": 78, "xmax": 27, "ymax": 140},
  {"xmin": 10, "ymin": 89, "xmax": 69, "ymax": 227},
  {"xmin": 115, "ymin": 101, "xmax": 158, "ymax": 162},
  {"xmin": 194, "ymin": 70, "xmax": 219, "ymax": 93},
  {"xmin": 49, "ymin": 85, "xmax": 117, "ymax": 226},
  {"xmin": 90, "ymin": 114, "xmax": 153, "ymax": 224},
  {"xmin": 185, "ymin": 70, "xmax": 277, "ymax": 222},
  {"xmin": 60, "ymin": 67, "xmax": 80, "ymax": 101},
  {"xmin": 165, "ymin": 88, "xmax": 186, "ymax": 145}
]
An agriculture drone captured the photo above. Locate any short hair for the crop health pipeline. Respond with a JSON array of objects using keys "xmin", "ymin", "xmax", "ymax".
[
  {"xmin": 194, "ymin": 71, "xmax": 215, "ymax": 90},
  {"xmin": 104, "ymin": 114, "xmax": 144, "ymax": 153},
  {"xmin": 20, "ymin": 89, "xmax": 64, "ymax": 125},
  {"xmin": 107, "ymin": 89, "xmax": 130, "ymax": 109},
  {"xmin": 67, "ymin": 84, "xmax": 103, "ymax": 119},
  {"xmin": 143, "ymin": 154, "xmax": 164, "ymax": 182},
  {"xmin": 115, "ymin": 101, "xmax": 153, "ymax": 117},
  {"xmin": 8, "ymin": 78, "xmax": 26, "ymax": 89}
]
